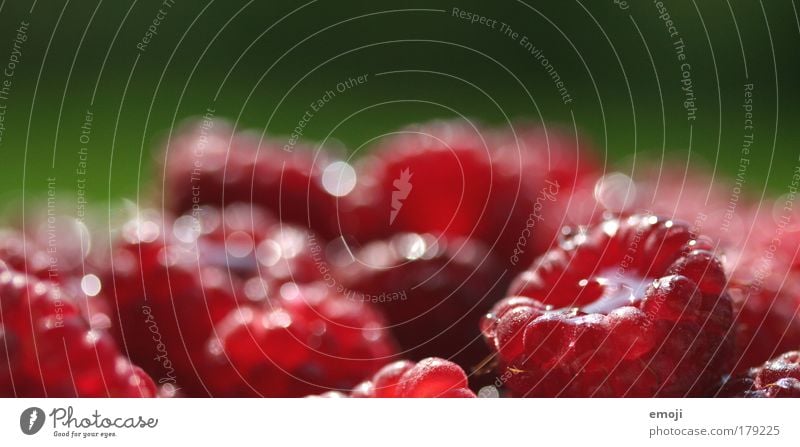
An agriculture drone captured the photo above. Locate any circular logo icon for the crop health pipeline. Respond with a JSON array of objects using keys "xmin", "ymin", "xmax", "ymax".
[{"xmin": 20, "ymin": 407, "xmax": 45, "ymax": 435}]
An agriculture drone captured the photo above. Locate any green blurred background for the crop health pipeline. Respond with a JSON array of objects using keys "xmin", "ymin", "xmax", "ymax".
[{"xmin": 0, "ymin": 0, "xmax": 798, "ymax": 215}]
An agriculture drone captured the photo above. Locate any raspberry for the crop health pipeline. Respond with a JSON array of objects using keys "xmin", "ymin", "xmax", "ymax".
[
  {"xmin": 718, "ymin": 351, "xmax": 800, "ymax": 397},
  {"xmin": 342, "ymin": 120, "xmax": 598, "ymax": 271},
  {"xmin": 0, "ymin": 262, "xmax": 156, "ymax": 397},
  {"xmin": 333, "ymin": 233, "xmax": 504, "ymax": 367},
  {"xmin": 201, "ymin": 282, "xmax": 396, "ymax": 396},
  {"xmin": 161, "ymin": 120, "xmax": 347, "ymax": 239},
  {"xmin": 482, "ymin": 214, "xmax": 735, "ymax": 397},
  {"xmin": 314, "ymin": 357, "xmax": 476, "ymax": 398}
]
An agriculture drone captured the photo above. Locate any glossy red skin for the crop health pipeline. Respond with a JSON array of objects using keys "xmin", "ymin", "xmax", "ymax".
[
  {"xmin": 334, "ymin": 234, "xmax": 504, "ymax": 369},
  {"xmin": 161, "ymin": 121, "xmax": 344, "ymax": 240},
  {"xmin": 483, "ymin": 215, "xmax": 735, "ymax": 397},
  {"xmin": 0, "ymin": 263, "xmax": 156, "ymax": 397},
  {"xmin": 201, "ymin": 283, "xmax": 397, "ymax": 397}
]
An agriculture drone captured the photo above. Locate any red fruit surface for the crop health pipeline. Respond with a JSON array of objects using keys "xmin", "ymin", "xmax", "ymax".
[
  {"xmin": 315, "ymin": 357, "xmax": 476, "ymax": 398},
  {"xmin": 334, "ymin": 233, "xmax": 504, "ymax": 368},
  {"xmin": 161, "ymin": 120, "xmax": 346, "ymax": 239},
  {"xmin": 482, "ymin": 214, "xmax": 735, "ymax": 397},
  {"xmin": 0, "ymin": 262, "xmax": 156, "ymax": 397},
  {"xmin": 201, "ymin": 282, "xmax": 396, "ymax": 397},
  {"xmin": 718, "ymin": 351, "xmax": 800, "ymax": 398}
]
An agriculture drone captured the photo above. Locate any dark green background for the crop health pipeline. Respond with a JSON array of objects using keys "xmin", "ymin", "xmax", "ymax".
[{"xmin": 0, "ymin": 0, "xmax": 798, "ymax": 216}]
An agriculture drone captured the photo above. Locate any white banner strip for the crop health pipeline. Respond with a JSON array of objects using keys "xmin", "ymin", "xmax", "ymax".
[{"xmin": 0, "ymin": 398, "xmax": 797, "ymax": 446}]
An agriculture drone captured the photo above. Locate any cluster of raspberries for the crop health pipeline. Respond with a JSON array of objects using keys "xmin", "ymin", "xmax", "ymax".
[{"xmin": 1, "ymin": 119, "xmax": 798, "ymax": 398}]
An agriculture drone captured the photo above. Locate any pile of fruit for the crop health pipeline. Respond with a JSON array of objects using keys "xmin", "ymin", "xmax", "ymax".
[{"xmin": 1, "ymin": 119, "xmax": 798, "ymax": 398}]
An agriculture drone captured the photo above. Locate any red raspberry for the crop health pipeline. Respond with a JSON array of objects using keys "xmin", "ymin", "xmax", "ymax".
[
  {"xmin": 201, "ymin": 282, "xmax": 396, "ymax": 397},
  {"xmin": 342, "ymin": 120, "xmax": 598, "ymax": 271},
  {"xmin": 161, "ymin": 120, "xmax": 347, "ymax": 239},
  {"xmin": 718, "ymin": 351, "xmax": 800, "ymax": 397},
  {"xmin": 314, "ymin": 357, "xmax": 476, "ymax": 398},
  {"xmin": 482, "ymin": 214, "xmax": 735, "ymax": 397},
  {"xmin": 0, "ymin": 262, "xmax": 156, "ymax": 397},
  {"xmin": 333, "ymin": 233, "xmax": 504, "ymax": 368}
]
